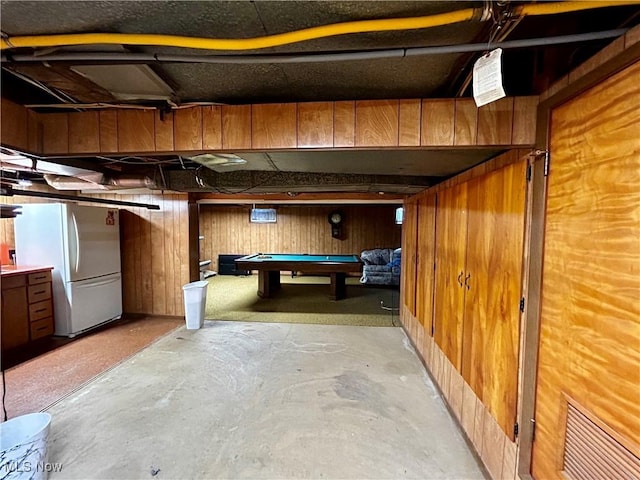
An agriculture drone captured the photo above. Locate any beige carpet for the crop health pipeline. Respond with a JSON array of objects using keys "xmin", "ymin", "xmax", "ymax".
[{"xmin": 204, "ymin": 274, "xmax": 400, "ymax": 327}]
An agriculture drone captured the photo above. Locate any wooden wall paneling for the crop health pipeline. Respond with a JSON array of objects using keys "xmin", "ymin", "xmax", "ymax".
[
  {"xmin": 415, "ymin": 317, "xmax": 425, "ymax": 359},
  {"xmin": 221, "ymin": 105, "xmax": 252, "ymax": 149},
  {"xmin": 132, "ymin": 199, "xmax": 144, "ymax": 314},
  {"xmin": 251, "ymin": 103, "xmax": 297, "ymax": 149},
  {"xmin": 463, "ymin": 160, "xmax": 527, "ymax": 440},
  {"xmin": 139, "ymin": 194, "xmax": 153, "ymax": 313},
  {"xmin": 118, "ymin": 110, "xmax": 155, "ymax": 152},
  {"xmin": 481, "ymin": 412, "xmax": 508, "ymax": 480},
  {"xmin": 398, "ymin": 99, "xmax": 422, "ymax": 146},
  {"xmin": 415, "ymin": 193, "xmax": 437, "ymax": 330},
  {"xmin": 119, "ymin": 205, "xmax": 136, "ymax": 314},
  {"xmin": 511, "ymin": 96, "xmax": 538, "ymax": 145},
  {"xmin": 502, "ymin": 440, "xmax": 518, "ymax": 480},
  {"xmin": 99, "ymin": 110, "xmax": 118, "ymax": 153},
  {"xmin": 297, "ymin": 102, "xmax": 334, "ymax": 148},
  {"xmin": 401, "ymin": 201, "xmax": 418, "ymax": 315},
  {"xmin": 1, "ymin": 98, "xmax": 28, "ymax": 150},
  {"xmin": 0, "ymin": 196, "xmax": 14, "ymax": 248},
  {"xmin": 477, "ymin": 97, "xmax": 514, "ymax": 145},
  {"xmin": 40, "ymin": 113, "xmax": 68, "ymax": 154},
  {"xmin": 163, "ymin": 195, "xmax": 177, "ymax": 315},
  {"xmin": 202, "ymin": 106, "xmax": 222, "ymax": 150},
  {"xmin": 27, "ymin": 111, "xmax": 41, "ymax": 153},
  {"xmin": 448, "ymin": 367, "xmax": 465, "ymax": 422},
  {"xmin": 154, "ymin": 110, "xmax": 174, "ymax": 152},
  {"xmin": 68, "ymin": 111, "xmax": 99, "ymax": 153},
  {"xmin": 179, "ymin": 196, "xmax": 190, "ymax": 309},
  {"xmin": 150, "ymin": 196, "xmax": 167, "ymax": 315},
  {"xmin": 461, "ymin": 381, "xmax": 478, "ymax": 441},
  {"xmin": 188, "ymin": 197, "xmax": 200, "ymax": 283},
  {"xmin": 174, "ymin": 107, "xmax": 203, "ymax": 152},
  {"xmin": 454, "ymin": 98, "xmax": 478, "ymax": 146},
  {"xmin": 532, "ymin": 61, "xmax": 640, "ymax": 480},
  {"xmin": 568, "ymin": 36, "xmax": 626, "ymax": 85},
  {"xmin": 355, "ymin": 100, "xmax": 399, "ymax": 147},
  {"xmin": 433, "ymin": 182, "xmax": 468, "ymax": 371},
  {"xmin": 473, "ymin": 398, "xmax": 487, "ymax": 454},
  {"xmin": 421, "ymin": 99, "xmax": 455, "ymax": 146},
  {"xmin": 333, "ymin": 101, "xmax": 355, "ymax": 147}
]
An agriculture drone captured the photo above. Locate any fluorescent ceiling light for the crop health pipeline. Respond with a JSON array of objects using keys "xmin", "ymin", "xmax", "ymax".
[
  {"xmin": 71, "ymin": 64, "xmax": 174, "ymax": 101},
  {"xmin": 189, "ymin": 153, "xmax": 247, "ymax": 167}
]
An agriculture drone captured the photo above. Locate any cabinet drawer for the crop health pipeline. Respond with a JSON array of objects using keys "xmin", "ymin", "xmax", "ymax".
[
  {"xmin": 28, "ymin": 270, "xmax": 52, "ymax": 285},
  {"xmin": 29, "ymin": 300, "xmax": 52, "ymax": 321},
  {"xmin": 1, "ymin": 274, "xmax": 26, "ymax": 290},
  {"xmin": 28, "ymin": 283, "xmax": 52, "ymax": 303},
  {"xmin": 30, "ymin": 317, "xmax": 54, "ymax": 340}
]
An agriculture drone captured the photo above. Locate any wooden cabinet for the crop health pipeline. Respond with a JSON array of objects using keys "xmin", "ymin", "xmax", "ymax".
[
  {"xmin": 1, "ymin": 267, "xmax": 54, "ymax": 350},
  {"xmin": 432, "ymin": 159, "xmax": 527, "ymax": 439},
  {"xmin": 415, "ymin": 193, "xmax": 437, "ymax": 331},
  {"xmin": 401, "ymin": 201, "xmax": 419, "ymax": 316},
  {"xmin": 462, "ymin": 161, "xmax": 527, "ymax": 439},
  {"xmin": 433, "ymin": 181, "xmax": 469, "ymax": 371},
  {"xmin": 1, "ymin": 279, "xmax": 29, "ymax": 351}
]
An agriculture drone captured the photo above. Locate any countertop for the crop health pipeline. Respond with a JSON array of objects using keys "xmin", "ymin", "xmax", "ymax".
[{"xmin": 0, "ymin": 265, "xmax": 54, "ymax": 277}]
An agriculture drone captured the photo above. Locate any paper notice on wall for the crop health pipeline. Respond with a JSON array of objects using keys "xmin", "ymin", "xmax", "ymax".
[{"xmin": 473, "ymin": 48, "xmax": 506, "ymax": 107}]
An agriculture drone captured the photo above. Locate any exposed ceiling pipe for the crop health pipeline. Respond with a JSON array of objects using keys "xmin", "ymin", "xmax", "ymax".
[
  {"xmin": 0, "ymin": 30, "xmax": 628, "ymax": 65},
  {"xmin": 1, "ymin": 1, "xmax": 636, "ymax": 52},
  {"xmin": 0, "ymin": 185, "xmax": 161, "ymax": 210},
  {"xmin": 43, "ymin": 173, "xmax": 156, "ymax": 191}
]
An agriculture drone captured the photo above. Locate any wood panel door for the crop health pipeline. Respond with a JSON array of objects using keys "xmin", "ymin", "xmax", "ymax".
[
  {"xmin": 463, "ymin": 159, "xmax": 527, "ymax": 440},
  {"xmin": 433, "ymin": 182, "xmax": 468, "ymax": 370},
  {"xmin": 401, "ymin": 201, "xmax": 419, "ymax": 316},
  {"xmin": 415, "ymin": 193, "xmax": 437, "ymax": 332},
  {"xmin": 532, "ymin": 62, "xmax": 640, "ymax": 479}
]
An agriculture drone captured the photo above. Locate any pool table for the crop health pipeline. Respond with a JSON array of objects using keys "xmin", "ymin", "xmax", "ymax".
[{"xmin": 235, "ymin": 253, "xmax": 363, "ymax": 300}]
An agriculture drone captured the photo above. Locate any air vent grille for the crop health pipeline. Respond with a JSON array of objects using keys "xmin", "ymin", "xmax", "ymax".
[{"xmin": 563, "ymin": 403, "xmax": 640, "ymax": 480}]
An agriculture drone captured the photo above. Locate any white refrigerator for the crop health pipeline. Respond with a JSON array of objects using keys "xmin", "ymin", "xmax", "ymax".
[{"xmin": 14, "ymin": 203, "xmax": 123, "ymax": 337}]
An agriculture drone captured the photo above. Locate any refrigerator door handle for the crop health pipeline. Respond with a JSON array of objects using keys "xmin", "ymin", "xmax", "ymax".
[
  {"xmin": 71, "ymin": 212, "xmax": 80, "ymax": 274},
  {"xmin": 77, "ymin": 276, "xmax": 121, "ymax": 288}
]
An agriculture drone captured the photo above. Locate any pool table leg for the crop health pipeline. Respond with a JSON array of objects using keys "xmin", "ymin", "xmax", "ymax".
[
  {"xmin": 330, "ymin": 272, "xmax": 346, "ymax": 300},
  {"xmin": 258, "ymin": 270, "xmax": 281, "ymax": 298}
]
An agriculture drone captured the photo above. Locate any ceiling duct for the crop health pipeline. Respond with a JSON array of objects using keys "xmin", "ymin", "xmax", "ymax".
[
  {"xmin": 44, "ymin": 174, "xmax": 156, "ymax": 191},
  {"xmin": 0, "ymin": 151, "xmax": 100, "ymax": 178},
  {"xmin": 161, "ymin": 169, "xmax": 433, "ymax": 194},
  {"xmin": 43, "ymin": 174, "xmax": 107, "ymax": 191},
  {"xmin": 0, "ymin": 149, "xmax": 157, "ymax": 191}
]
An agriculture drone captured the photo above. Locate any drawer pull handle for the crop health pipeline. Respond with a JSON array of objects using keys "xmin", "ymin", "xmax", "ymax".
[
  {"xmin": 35, "ymin": 308, "xmax": 47, "ymax": 313},
  {"xmin": 34, "ymin": 275, "xmax": 46, "ymax": 280},
  {"xmin": 35, "ymin": 326, "xmax": 48, "ymax": 331},
  {"xmin": 34, "ymin": 290, "xmax": 46, "ymax": 295}
]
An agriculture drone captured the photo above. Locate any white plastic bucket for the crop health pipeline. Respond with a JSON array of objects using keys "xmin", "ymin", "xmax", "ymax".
[
  {"xmin": 0, "ymin": 412, "xmax": 52, "ymax": 480},
  {"xmin": 182, "ymin": 280, "xmax": 208, "ymax": 329}
]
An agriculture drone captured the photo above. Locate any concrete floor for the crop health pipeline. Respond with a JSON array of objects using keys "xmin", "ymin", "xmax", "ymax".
[{"xmin": 46, "ymin": 322, "xmax": 486, "ymax": 479}]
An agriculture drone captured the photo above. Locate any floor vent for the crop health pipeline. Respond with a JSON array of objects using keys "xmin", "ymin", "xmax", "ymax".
[{"xmin": 563, "ymin": 403, "xmax": 640, "ymax": 480}]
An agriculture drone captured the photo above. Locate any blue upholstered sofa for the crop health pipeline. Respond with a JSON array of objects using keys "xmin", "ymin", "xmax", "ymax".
[{"xmin": 359, "ymin": 248, "xmax": 401, "ymax": 286}]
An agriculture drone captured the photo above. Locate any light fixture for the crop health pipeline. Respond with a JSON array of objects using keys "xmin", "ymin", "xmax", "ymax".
[{"xmin": 189, "ymin": 153, "xmax": 247, "ymax": 167}]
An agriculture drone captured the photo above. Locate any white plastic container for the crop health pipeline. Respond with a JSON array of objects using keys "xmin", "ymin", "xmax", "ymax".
[
  {"xmin": 0, "ymin": 412, "xmax": 52, "ymax": 480},
  {"xmin": 182, "ymin": 280, "xmax": 208, "ymax": 329}
]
